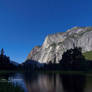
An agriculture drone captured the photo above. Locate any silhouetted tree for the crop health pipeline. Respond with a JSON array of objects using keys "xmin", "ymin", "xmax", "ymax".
[
  {"xmin": 0, "ymin": 48, "xmax": 10, "ymax": 65},
  {"xmin": 1, "ymin": 48, "xmax": 4, "ymax": 56},
  {"xmin": 59, "ymin": 47, "xmax": 86, "ymax": 70},
  {"xmin": 0, "ymin": 48, "xmax": 17, "ymax": 70}
]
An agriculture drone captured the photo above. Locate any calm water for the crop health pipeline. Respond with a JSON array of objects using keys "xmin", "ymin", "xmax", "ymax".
[{"xmin": 1, "ymin": 72, "xmax": 92, "ymax": 92}]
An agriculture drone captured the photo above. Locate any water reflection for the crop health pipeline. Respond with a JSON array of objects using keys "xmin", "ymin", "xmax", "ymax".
[
  {"xmin": 23, "ymin": 73, "xmax": 63, "ymax": 92},
  {"xmin": 1, "ymin": 72, "xmax": 92, "ymax": 92},
  {"xmin": 60, "ymin": 74, "xmax": 86, "ymax": 92},
  {"xmin": 23, "ymin": 72, "xmax": 86, "ymax": 92},
  {"xmin": 0, "ymin": 72, "xmax": 15, "ymax": 81},
  {"xmin": 0, "ymin": 73, "xmax": 25, "ymax": 92}
]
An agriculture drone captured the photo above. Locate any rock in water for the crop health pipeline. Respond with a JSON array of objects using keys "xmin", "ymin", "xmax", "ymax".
[{"xmin": 26, "ymin": 27, "xmax": 92, "ymax": 63}]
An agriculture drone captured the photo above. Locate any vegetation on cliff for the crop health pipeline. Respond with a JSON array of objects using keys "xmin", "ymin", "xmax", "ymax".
[{"xmin": 83, "ymin": 51, "xmax": 92, "ymax": 60}]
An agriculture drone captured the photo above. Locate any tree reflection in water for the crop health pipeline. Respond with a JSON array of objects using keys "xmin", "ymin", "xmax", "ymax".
[
  {"xmin": 60, "ymin": 74, "xmax": 86, "ymax": 92},
  {"xmin": 23, "ymin": 72, "xmax": 86, "ymax": 92}
]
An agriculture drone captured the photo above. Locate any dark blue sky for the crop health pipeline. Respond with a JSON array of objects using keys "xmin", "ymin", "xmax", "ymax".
[{"xmin": 0, "ymin": 0, "xmax": 92, "ymax": 63}]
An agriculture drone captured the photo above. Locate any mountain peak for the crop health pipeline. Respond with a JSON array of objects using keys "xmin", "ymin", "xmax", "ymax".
[
  {"xmin": 25, "ymin": 26, "xmax": 92, "ymax": 63},
  {"xmin": 67, "ymin": 26, "xmax": 92, "ymax": 33}
]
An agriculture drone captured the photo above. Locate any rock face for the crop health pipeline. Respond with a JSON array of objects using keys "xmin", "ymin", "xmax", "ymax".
[{"xmin": 26, "ymin": 27, "xmax": 92, "ymax": 63}]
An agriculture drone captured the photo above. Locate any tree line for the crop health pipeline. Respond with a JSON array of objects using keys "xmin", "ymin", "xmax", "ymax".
[
  {"xmin": 41, "ymin": 47, "xmax": 90, "ymax": 71},
  {"xmin": 0, "ymin": 48, "xmax": 18, "ymax": 70}
]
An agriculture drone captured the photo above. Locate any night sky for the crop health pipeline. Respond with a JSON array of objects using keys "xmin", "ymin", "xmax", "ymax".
[{"xmin": 0, "ymin": 0, "xmax": 92, "ymax": 63}]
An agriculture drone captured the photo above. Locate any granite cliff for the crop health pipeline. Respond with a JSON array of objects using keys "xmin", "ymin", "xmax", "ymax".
[{"xmin": 26, "ymin": 27, "xmax": 92, "ymax": 63}]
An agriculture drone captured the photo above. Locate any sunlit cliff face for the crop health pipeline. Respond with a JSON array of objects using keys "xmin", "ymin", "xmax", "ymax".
[{"xmin": 26, "ymin": 27, "xmax": 92, "ymax": 64}]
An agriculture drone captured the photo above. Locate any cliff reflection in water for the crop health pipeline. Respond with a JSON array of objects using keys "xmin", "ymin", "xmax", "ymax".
[{"xmin": 23, "ymin": 73, "xmax": 86, "ymax": 92}]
